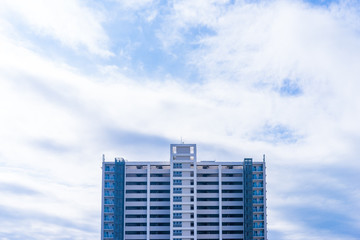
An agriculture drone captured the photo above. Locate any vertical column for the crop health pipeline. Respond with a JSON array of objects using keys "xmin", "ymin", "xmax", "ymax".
[
  {"xmin": 243, "ymin": 158, "xmax": 253, "ymax": 240},
  {"xmin": 147, "ymin": 163, "xmax": 150, "ymax": 240},
  {"xmin": 263, "ymin": 158, "xmax": 267, "ymax": 240},
  {"xmin": 101, "ymin": 161, "xmax": 105, "ymax": 240},
  {"xmin": 193, "ymin": 147, "xmax": 197, "ymax": 240},
  {"xmin": 170, "ymin": 150, "xmax": 174, "ymax": 240},
  {"xmin": 170, "ymin": 144, "xmax": 197, "ymax": 240},
  {"xmin": 114, "ymin": 158, "xmax": 125, "ymax": 240},
  {"xmin": 218, "ymin": 165, "xmax": 222, "ymax": 240}
]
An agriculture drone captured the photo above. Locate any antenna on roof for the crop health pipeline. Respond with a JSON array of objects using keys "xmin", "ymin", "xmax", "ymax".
[
  {"xmin": 180, "ymin": 137, "xmax": 184, "ymax": 144},
  {"xmin": 263, "ymin": 154, "xmax": 265, "ymax": 162},
  {"xmin": 102, "ymin": 154, "xmax": 105, "ymax": 162}
]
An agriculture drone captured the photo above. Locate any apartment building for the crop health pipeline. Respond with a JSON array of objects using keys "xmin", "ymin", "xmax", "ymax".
[{"xmin": 101, "ymin": 143, "xmax": 267, "ymax": 240}]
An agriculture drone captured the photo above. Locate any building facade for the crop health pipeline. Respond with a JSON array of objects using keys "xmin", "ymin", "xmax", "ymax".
[{"xmin": 101, "ymin": 143, "xmax": 267, "ymax": 240}]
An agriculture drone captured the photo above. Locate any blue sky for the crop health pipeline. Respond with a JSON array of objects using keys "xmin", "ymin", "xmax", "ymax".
[{"xmin": 1, "ymin": 0, "xmax": 360, "ymax": 239}]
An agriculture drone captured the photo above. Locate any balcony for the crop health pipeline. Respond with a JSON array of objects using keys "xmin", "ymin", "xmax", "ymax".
[
  {"xmin": 253, "ymin": 174, "xmax": 263, "ymax": 180},
  {"xmin": 253, "ymin": 231, "xmax": 264, "ymax": 236},
  {"xmin": 104, "ymin": 184, "xmax": 114, "ymax": 189},
  {"xmin": 253, "ymin": 199, "xmax": 264, "ymax": 204},
  {"xmin": 105, "ymin": 167, "xmax": 115, "ymax": 172},
  {"xmin": 253, "ymin": 223, "xmax": 264, "ymax": 228},
  {"xmin": 104, "ymin": 191, "xmax": 115, "ymax": 197},
  {"xmin": 253, "ymin": 182, "xmax": 263, "ymax": 188},
  {"xmin": 253, "ymin": 191, "xmax": 263, "ymax": 196},
  {"xmin": 103, "ymin": 233, "xmax": 114, "ymax": 238},
  {"xmin": 105, "ymin": 175, "xmax": 115, "ymax": 180},
  {"xmin": 253, "ymin": 215, "xmax": 264, "ymax": 220},
  {"xmin": 104, "ymin": 208, "xmax": 114, "ymax": 213},
  {"xmin": 252, "ymin": 166, "xmax": 263, "ymax": 172},
  {"xmin": 104, "ymin": 199, "xmax": 114, "ymax": 205},
  {"xmin": 104, "ymin": 216, "xmax": 114, "ymax": 222},
  {"xmin": 253, "ymin": 207, "xmax": 264, "ymax": 212}
]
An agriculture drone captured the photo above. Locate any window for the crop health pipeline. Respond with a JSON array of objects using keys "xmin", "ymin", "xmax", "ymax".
[
  {"xmin": 173, "ymin": 221, "xmax": 182, "ymax": 227},
  {"xmin": 150, "ymin": 182, "xmax": 170, "ymax": 185},
  {"xmin": 174, "ymin": 163, "xmax": 182, "ymax": 169},
  {"xmin": 150, "ymin": 198, "xmax": 170, "ymax": 202},
  {"xmin": 222, "ymin": 198, "xmax": 243, "ymax": 201},
  {"xmin": 126, "ymin": 173, "xmax": 147, "ymax": 177},
  {"xmin": 126, "ymin": 198, "xmax": 147, "ymax": 202},
  {"xmin": 126, "ymin": 190, "xmax": 146, "ymax": 193},
  {"xmin": 150, "ymin": 214, "xmax": 170, "ymax": 218},
  {"xmin": 150, "ymin": 223, "xmax": 170, "ymax": 226},
  {"xmin": 126, "ymin": 206, "xmax": 147, "ymax": 210},
  {"xmin": 222, "ymin": 181, "xmax": 243, "ymax": 185},
  {"xmin": 173, "ymin": 204, "xmax": 182, "ymax": 210},
  {"xmin": 173, "ymin": 179, "xmax": 182, "ymax": 185},
  {"xmin": 190, "ymin": 146, "xmax": 194, "ymax": 154},
  {"xmin": 197, "ymin": 206, "xmax": 219, "ymax": 210},
  {"xmin": 197, "ymin": 222, "xmax": 219, "ymax": 226},
  {"xmin": 173, "ymin": 213, "xmax": 182, "ymax": 219},
  {"xmin": 150, "ymin": 206, "xmax": 170, "ymax": 210},
  {"xmin": 173, "ymin": 196, "xmax": 182, "ymax": 202},
  {"xmin": 150, "ymin": 190, "xmax": 170, "ymax": 193},
  {"xmin": 197, "ymin": 198, "xmax": 219, "ymax": 201}
]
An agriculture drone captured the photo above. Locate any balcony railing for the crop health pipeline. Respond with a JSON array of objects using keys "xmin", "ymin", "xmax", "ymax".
[
  {"xmin": 104, "ymin": 208, "xmax": 114, "ymax": 213},
  {"xmin": 104, "ymin": 199, "xmax": 114, "ymax": 204},
  {"xmin": 253, "ymin": 199, "xmax": 264, "ymax": 204},
  {"xmin": 253, "ymin": 208, "xmax": 264, "ymax": 212},
  {"xmin": 253, "ymin": 215, "xmax": 264, "ymax": 220},
  {"xmin": 253, "ymin": 231, "xmax": 264, "ymax": 236},
  {"xmin": 104, "ymin": 233, "xmax": 114, "ymax": 238},
  {"xmin": 254, "ymin": 223, "xmax": 264, "ymax": 228},
  {"xmin": 253, "ymin": 191, "xmax": 264, "ymax": 196},
  {"xmin": 253, "ymin": 167, "xmax": 263, "ymax": 172},
  {"xmin": 253, "ymin": 175, "xmax": 263, "ymax": 180}
]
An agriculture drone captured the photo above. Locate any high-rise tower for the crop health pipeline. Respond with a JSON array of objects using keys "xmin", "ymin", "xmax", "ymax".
[{"xmin": 101, "ymin": 143, "xmax": 267, "ymax": 240}]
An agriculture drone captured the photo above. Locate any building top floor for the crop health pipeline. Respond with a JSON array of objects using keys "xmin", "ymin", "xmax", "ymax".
[{"xmin": 102, "ymin": 143, "xmax": 265, "ymax": 167}]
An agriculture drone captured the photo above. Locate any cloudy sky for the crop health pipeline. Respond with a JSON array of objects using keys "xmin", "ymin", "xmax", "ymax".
[{"xmin": 1, "ymin": 0, "xmax": 360, "ymax": 239}]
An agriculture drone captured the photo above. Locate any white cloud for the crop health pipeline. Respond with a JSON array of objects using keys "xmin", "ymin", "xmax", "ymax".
[
  {"xmin": 0, "ymin": 0, "xmax": 112, "ymax": 57},
  {"xmin": 118, "ymin": 0, "xmax": 155, "ymax": 10}
]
